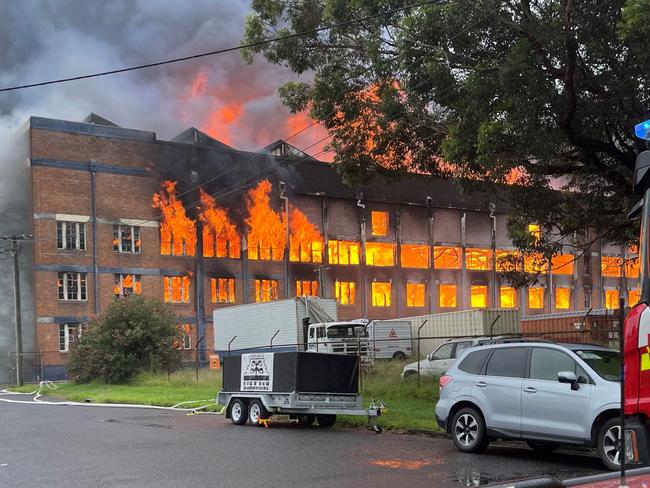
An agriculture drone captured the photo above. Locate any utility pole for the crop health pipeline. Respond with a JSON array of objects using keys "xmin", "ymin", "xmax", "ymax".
[{"xmin": 1, "ymin": 235, "xmax": 31, "ymax": 386}]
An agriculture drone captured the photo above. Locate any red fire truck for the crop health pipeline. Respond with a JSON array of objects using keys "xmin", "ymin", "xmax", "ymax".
[{"xmin": 622, "ymin": 120, "xmax": 650, "ymax": 466}]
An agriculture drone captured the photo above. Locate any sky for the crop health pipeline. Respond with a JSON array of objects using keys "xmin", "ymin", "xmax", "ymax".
[{"xmin": 0, "ymin": 0, "xmax": 329, "ymax": 154}]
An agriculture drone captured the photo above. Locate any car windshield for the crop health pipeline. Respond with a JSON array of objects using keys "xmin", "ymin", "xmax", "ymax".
[
  {"xmin": 574, "ymin": 349, "xmax": 620, "ymax": 381},
  {"xmin": 327, "ymin": 325, "xmax": 367, "ymax": 338}
]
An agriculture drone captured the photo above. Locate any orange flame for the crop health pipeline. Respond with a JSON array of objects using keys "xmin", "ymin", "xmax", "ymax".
[
  {"xmin": 199, "ymin": 189, "xmax": 241, "ymax": 258},
  {"xmin": 246, "ymin": 180, "xmax": 286, "ymax": 261},
  {"xmin": 153, "ymin": 181, "xmax": 197, "ymax": 256},
  {"xmin": 289, "ymin": 208, "xmax": 323, "ymax": 263}
]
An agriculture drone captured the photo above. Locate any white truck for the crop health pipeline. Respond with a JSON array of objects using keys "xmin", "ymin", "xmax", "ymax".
[{"xmin": 213, "ymin": 297, "xmax": 368, "ymax": 357}]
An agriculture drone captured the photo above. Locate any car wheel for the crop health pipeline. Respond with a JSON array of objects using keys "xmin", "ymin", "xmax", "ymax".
[
  {"xmin": 230, "ymin": 398, "xmax": 248, "ymax": 425},
  {"xmin": 402, "ymin": 370, "xmax": 416, "ymax": 378},
  {"xmin": 297, "ymin": 414, "xmax": 316, "ymax": 426},
  {"xmin": 526, "ymin": 441, "xmax": 559, "ymax": 454},
  {"xmin": 317, "ymin": 414, "xmax": 336, "ymax": 427},
  {"xmin": 451, "ymin": 407, "xmax": 489, "ymax": 453},
  {"xmin": 597, "ymin": 418, "xmax": 621, "ymax": 470},
  {"xmin": 248, "ymin": 400, "xmax": 269, "ymax": 426},
  {"xmin": 393, "ymin": 351, "xmax": 406, "ymax": 360}
]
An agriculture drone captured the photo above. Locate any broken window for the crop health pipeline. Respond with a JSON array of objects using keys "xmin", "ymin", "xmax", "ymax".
[
  {"xmin": 328, "ymin": 240, "xmax": 360, "ymax": 265},
  {"xmin": 401, "ymin": 244, "xmax": 430, "ymax": 268},
  {"xmin": 58, "ymin": 323, "xmax": 86, "ymax": 352},
  {"xmin": 601, "ymin": 256, "xmax": 622, "ymax": 277},
  {"xmin": 500, "ymin": 286, "xmax": 516, "ymax": 308},
  {"xmin": 605, "ymin": 289, "xmax": 620, "ymax": 309},
  {"xmin": 255, "ymin": 279, "xmax": 278, "ymax": 302},
  {"xmin": 296, "ymin": 280, "xmax": 319, "ymax": 297},
  {"xmin": 365, "ymin": 242, "xmax": 395, "ymax": 266},
  {"xmin": 210, "ymin": 277, "xmax": 235, "ymax": 304},
  {"xmin": 113, "ymin": 225, "xmax": 141, "ymax": 254},
  {"xmin": 289, "ymin": 208, "xmax": 323, "ymax": 263},
  {"xmin": 433, "ymin": 246, "xmax": 461, "ymax": 269},
  {"xmin": 56, "ymin": 221, "xmax": 86, "ymax": 251},
  {"xmin": 335, "ymin": 281, "xmax": 356, "ymax": 305},
  {"xmin": 57, "ymin": 272, "xmax": 87, "ymax": 301},
  {"xmin": 154, "ymin": 181, "xmax": 197, "ymax": 257},
  {"xmin": 524, "ymin": 253, "xmax": 547, "ymax": 274},
  {"xmin": 182, "ymin": 324, "xmax": 192, "ymax": 350},
  {"xmin": 466, "ymin": 248, "xmax": 491, "ymax": 271},
  {"xmin": 163, "ymin": 275, "xmax": 190, "ymax": 303},
  {"xmin": 496, "ymin": 250, "xmax": 520, "ymax": 272},
  {"xmin": 551, "ymin": 254, "xmax": 574, "ymax": 275},
  {"xmin": 406, "ymin": 283, "xmax": 426, "ymax": 307},
  {"xmin": 439, "ymin": 284, "xmax": 457, "ymax": 308},
  {"xmin": 555, "ymin": 287, "xmax": 570, "ymax": 309},
  {"xmin": 371, "ymin": 282, "xmax": 391, "ymax": 307},
  {"xmin": 371, "ymin": 211, "xmax": 389, "ymax": 236},
  {"xmin": 114, "ymin": 274, "xmax": 142, "ymax": 298},
  {"xmin": 528, "ymin": 287, "xmax": 544, "ymax": 309},
  {"xmin": 470, "ymin": 285, "xmax": 488, "ymax": 308},
  {"xmin": 203, "ymin": 227, "xmax": 241, "ymax": 259},
  {"xmin": 629, "ymin": 288, "xmax": 640, "ymax": 306}
]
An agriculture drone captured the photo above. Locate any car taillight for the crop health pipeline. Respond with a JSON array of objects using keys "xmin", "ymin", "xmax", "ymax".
[{"xmin": 439, "ymin": 375, "xmax": 452, "ymax": 391}]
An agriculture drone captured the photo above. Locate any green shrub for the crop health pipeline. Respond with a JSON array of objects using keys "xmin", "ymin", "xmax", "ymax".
[{"xmin": 67, "ymin": 295, "xmax": 184, "ymax": 383}]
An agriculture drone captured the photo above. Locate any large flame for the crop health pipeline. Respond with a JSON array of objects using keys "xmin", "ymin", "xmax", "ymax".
[
  {"xmin": 153, "ymin": 181, "xmax": 197, "ymax": 256},
  {"xmin": 246, "ymin": 180, "xmax": 286, "ymax": 260},
  {"xmin": 289, "ymin": 208, "xmax": 323, "ymax": 263},
  {"xmin": 199, "ymin": 189, "xmax": 241, "ymax": 258}
]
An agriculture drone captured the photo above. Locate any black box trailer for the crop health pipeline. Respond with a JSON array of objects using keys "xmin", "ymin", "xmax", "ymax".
[{"xmin": 217, "ymin": 352, "xmax": 380, "ymax": 427}]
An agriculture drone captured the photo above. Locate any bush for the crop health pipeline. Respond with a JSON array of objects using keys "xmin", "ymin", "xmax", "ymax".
[{"xmin": 67, "ymin": 295, "xmax": 184, "ymax": 383}]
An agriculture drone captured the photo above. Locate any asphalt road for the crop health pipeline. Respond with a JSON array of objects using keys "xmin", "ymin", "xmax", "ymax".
[{"xmin": 0, "ymin": 393, "xmax": 606, "ymax": 488}]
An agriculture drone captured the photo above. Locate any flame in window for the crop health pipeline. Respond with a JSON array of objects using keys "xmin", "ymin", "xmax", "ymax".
[
  {"xmin": 289, "ymin": 208, "xmax": 323, "ymax": 263},
  {"xmin": 605, "ymin": 289, "xmax": 619, "ymax": 309},
  {"xmin": 439, "ymin": 284, "xmax": 457, "ymax": 308},
  {"xmin": 466, "ymin": 248, "xmax": 491, "ymax": 271},
  {"xmin": 434, "ymin": 246, "xmax": 461, "ymax": 269},
  {"xmin": 371, "ymin": 211, "xmax": 389, "ymax": 236},
  {"xmin": 199, "ymin": 189, "xmax": 241, "ymax": 259},
  {"xmin": 470, "ymin": 285, "xmax": 488, "ymax": 308},
  {"xmin": 371, "ymin": 282, "xmax": 391, "ymax": 307},
  {"xmin": 246, "ymin": 180, "xmax": 286, "ymax": 261},
  {"xmin": 328, "ymin": 240, "xmax": 360, "ymax": 265},
  {"xmin": 255, "ymin": 279, "xmax": 278, "ymax": 302},
  {"xmin": 366, "ymin": 242, "xmax": 394, "ymax": 266},
  {"xmin": 601, "ymin": 256, "xmax": 622, "ymax": 278},
  {"xmin": 629, "ymin": 288, "xmax": 640, "ymax": 306},
  {"xmin": 528, "ymin": 223, "xmax": 541, "ymax": 243},
  {"xmin": 528, "ymin": 287, "xmax": 544, "ymax": 309},
  {"xmin": 296, "ymin": 280, "xmax": 318, "ymax": 297},
  {"xmin": 401, "ymin": 244, "xmax": 429, "ymax": 268},
  {"xmin": 500, "ymin": 286, "xmax": 516, "ymax": 308},
  {"xmin": 406, "ymin": 283, "xmax": 426, "ymax": 307},
  {"xmin": 335, "ymin": 281, "xmax": 356, "ymax": 305},
  {"xmin": 211, "ymin": 277, "xmax": 235, "ymax": 303},
  {"xmin": 555, "ymin": 287, "xmax": 570, "ymax": 309},
  {"xmin": 626, "ymin": 249, "xmax": 639, "ymax": 278},
  {"xmin": 163, "ymin": 276, "xmax": 190, "ymax": 303},
  {"xmin": 551, "ymin": 254, "xmax": 574, "ymax": 275},
  {"xmin": 524, "ymin": 253, "xmax": 548, "ymax": 274},
  {"xmin": 153, "ymin": 181, "xmax": 196, "ymax": 256},
  {"xmin": 496, "ymin": 250, "xmax": 520, "ymax": 272}
]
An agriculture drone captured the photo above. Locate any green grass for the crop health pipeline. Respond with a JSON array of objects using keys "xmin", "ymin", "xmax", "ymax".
[
  {"xmin": 339, "ymin": 360, "xmax": 442, "ymax": 432},
  {"xmin": 10, "ymin": 362, "xmax": 441, "ymax": 432}
]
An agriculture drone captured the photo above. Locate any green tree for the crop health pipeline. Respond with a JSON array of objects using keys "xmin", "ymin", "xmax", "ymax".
[
  {"xmin": 67, "ymin": 295, "xmax": 184, "ymax": 383},
  {"xmin": 243, "ymin": 0, "xmax": 650, "ymax": 277}
]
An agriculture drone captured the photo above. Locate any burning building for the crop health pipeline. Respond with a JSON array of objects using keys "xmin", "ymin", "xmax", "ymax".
[{"xmin": 2, "ymin": 113, "xmax": 639, "ymax": 380}]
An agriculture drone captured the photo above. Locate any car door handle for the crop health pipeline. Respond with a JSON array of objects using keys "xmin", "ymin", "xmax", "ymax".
[
  {"xmin": 524, "ymin": 387, "xmax": 537, "ymax": 393},
  {"xmin": 475, "ymin": 381, "xmax": 487, "ymax": 388}
]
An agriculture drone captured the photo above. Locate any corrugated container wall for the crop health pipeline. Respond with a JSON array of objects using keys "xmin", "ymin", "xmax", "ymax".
[
  {"xmin": 403, "ymin": 309, "xmax": 521, "ymax": 358},
  {"xmin": 521, "ymin": 309, "xmax": 620, "ymax": 348}
]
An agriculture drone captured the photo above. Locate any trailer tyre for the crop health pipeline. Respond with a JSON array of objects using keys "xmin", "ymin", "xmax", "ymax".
[
  {"xmin": 297, "ymin": 414, "xmax": 316, "ymax": 426},
  {"xmin": 230, "ymin": 398, "xmax": 248, "ymax": 425},
  {"xmin": 248, "ymin": 400, "xmax": 270, "ymax": 426},
  {"xmin": 317, "ymin": 414, "xmax": 336, "ymax": 427}
]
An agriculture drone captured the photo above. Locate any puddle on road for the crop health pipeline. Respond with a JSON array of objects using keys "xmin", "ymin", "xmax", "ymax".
[{"xmin": 448, "ymin": 471, "xmax": 492, "ymax": 486}]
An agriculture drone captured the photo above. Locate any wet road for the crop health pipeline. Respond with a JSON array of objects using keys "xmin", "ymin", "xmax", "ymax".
[{"xmin": 0, "ymin": 393, "xmax": 605, "ymax": 487}]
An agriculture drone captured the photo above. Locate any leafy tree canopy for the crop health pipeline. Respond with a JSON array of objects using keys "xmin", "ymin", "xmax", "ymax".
[{"xmin": 243, "ymin": 0, "xmax": 650, "ymax": 277}]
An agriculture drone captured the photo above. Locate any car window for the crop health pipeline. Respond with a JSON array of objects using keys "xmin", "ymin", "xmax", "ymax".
[
  {"xmin": 457, "ymin": 349, "xmax": 491, "ymax": 374},
  {"xmin": 485, "ymin": 347, "xmax": 527, "ymax": 378},
  {"xmin": 530, "ymin": 348, "xmax": 578, "ymax": 381},
  {"xmin": 453, "ymin": 341, "xmax": 473, "ymax": 358},
  {"xmin": 574, "ymin": 349, "xmax": 620, "ymax": 382},
  {"xmin": 431, "ymin": 343, "xmax": 454, "ymax": 360}
]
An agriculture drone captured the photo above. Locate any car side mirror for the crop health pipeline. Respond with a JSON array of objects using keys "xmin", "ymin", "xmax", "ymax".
[
  {"xmin": 558, "ymin": 371, "xmax": 579, "ymax": 390},
  {"xmin": 426, "ymin": 353, "xmax": 436, "ymax": 361}
]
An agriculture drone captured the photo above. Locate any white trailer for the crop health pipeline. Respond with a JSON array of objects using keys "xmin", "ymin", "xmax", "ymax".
[
  {"xmin": 213, "ymin": 297, "xmax": 338, "ymax": 354},
  {"xmin": 367, "ymin": 320, "xmax": 412, "ymax": 360}
]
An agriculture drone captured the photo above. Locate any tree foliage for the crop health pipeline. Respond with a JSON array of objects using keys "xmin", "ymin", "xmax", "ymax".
[
  {"xmin": 243, "ymin": 0, "xmax": 650, "ymax": 273},
  {"xmin": 67, "ymin": 295, "xmax": 184, "ymax": 383}
]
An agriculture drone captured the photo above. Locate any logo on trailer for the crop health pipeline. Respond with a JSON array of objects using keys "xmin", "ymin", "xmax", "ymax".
[
  {"xmin": 388, "ymin": 328, "xmax": 398, "ymax": 339},
  {"xmin": 241, "ymin": 353, "xmax": 274, "ymax": 391}
]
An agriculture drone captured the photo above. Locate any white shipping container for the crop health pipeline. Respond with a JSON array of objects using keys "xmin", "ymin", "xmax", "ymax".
[
  {"xmin": 402, "ymin": 308, "xmax": 521, "ymax": 358},
  {"xmin": 368, "ymin": 320, "xmax": 412, "ymax": 360},
  {"xmin": 213, "ymin": 298, "xmax": 338, "ymax": 353}
]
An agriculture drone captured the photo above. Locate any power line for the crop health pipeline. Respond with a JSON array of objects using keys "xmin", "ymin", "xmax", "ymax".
[{"xmin": 0, "ymin": 0, "xmax": 438, "ymax": 93}]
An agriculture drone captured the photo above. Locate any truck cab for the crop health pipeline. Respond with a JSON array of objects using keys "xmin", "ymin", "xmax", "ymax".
[{"xmin": 306, "ymin": 321, "xmax": 369, "ymax": 356}]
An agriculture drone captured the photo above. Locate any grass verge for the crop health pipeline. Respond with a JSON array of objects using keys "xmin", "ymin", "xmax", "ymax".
[{"xmin": 9, "ymin": 361, "xmax": 441, "ymax": 432}]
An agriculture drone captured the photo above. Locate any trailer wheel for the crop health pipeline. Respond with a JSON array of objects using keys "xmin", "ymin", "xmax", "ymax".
[
  {"xmin": 297, "ymin": 414, "xmax": 316, "ymax": 426},
  {"xmin": 392, "ymin": 351, "xmax": 406, "ymax": 360},
  {"xmin": 317, "ymin": 414, "xmax": 336, "ymax": 427},
  {"xmin": 248, "ymin": 400, "xmax": 270, "ymax": 426},
  {"xmin": 230, "ymin": 398, "xmax": 248, "ymax": 425}
]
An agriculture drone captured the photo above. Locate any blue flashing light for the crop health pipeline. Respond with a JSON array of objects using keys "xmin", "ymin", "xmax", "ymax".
[{"xmin": 635, "ymin": 119, "xmax": 650, "ymax": 140}]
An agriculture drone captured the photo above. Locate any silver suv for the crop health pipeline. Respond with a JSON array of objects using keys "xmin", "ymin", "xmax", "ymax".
[{"xmin": 435, "ymin": 342, "xmax": 621, "ymax": 469}]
